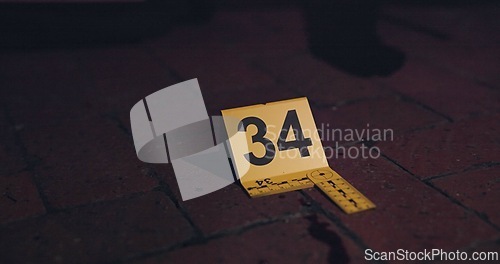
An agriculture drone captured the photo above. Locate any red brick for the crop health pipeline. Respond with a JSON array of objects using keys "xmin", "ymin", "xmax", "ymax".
[
  {"xmin": 379, "ymin": 114, "xmax": 500, "ymax": 179},
  {"xmin": 20, "ymin": 115, "xmax": 158, "ymax": 209},
  {"xmin": 133, "ymin": 214, "xmax": 365, "ymax": 264},
  {"xmin": 426, "ymin": 46, "xmax": 500, "ymax": 89},
  {"xmin": 151, "ymin": 163, "xmax": 182, "ymax": 201},
  {"xmin": 382, "ymin": 4, "xmax": 500, "ymax": 47},
  {"xmin": 0, "ymin": 50, "xmax": 80, "ymax": 83},
  {"xmin": 311, "ymin": 95, "xmax": 444, "ymax": 147},
  {"xmin": 0, "ymin": 172, "xmax": 45, "ymax": 224},
  {"xmin": 378, "ymin": 21, "xmax": 500, "ymax": 88},
  {"xmin": 152, "ymin": 47, "xmax": 275, "ymax": 94},
  {"xmin": 211, "ymin": 8, "xmax": 307, "ymax": 54},
  {"xmin": 203, "ymin": 82, "xmax": 301, "ymax": 115},
  {"xmin": 0, "ymin": 68, "xmax": 93, "ymax": 130},
  {"xmin": 145, "ymin": 9, "xmax": 309, "ymax": 100},
  {"xmin": 181, "ymin": 183, "xmax": 306, "ymax": 235},
  {"xmin": 307, "ymin": 155, "xmax": 497, "ymax": 253},
  {"xmin": 146, "ymin": 8, "xmax": 307, "ymax": 55},
  {"xmin": 377, "ymin": 16, "xmax": 500, "ymax": 116},
  {"xmin": 378, "ymin": 20, "xmax": 443, "ymax": 51},
  {"xmin": 255, "ymin": 53, "xmax": 389, "ymax": 106},
  {"xmin": 76, "ymin": 45, "xmax": 168, "ymax": 81},
  {"xmin": 379, "ymin": 58, "xmax": 500, "ymax": 120},
  {"xmin": 0, "ymin": 111, "xmax": 25, "ymax": 176},
  {"xmin": 0, "ymin": 143, "xmax": 24, "ymax": 177},
  {"xmin": 85, "ymin": 72, "xmax": 179, "ymax": 128},
  {"xmin": 74, "ymin": 46, "xmax": 178, "ymax": 126},
  {"xmin": 0, "ymin": 191, "xmax": 193, "ymax": 263},
  {"xmin": 431, "ymin": 166, "xmax": 500, "ymax": 227}
]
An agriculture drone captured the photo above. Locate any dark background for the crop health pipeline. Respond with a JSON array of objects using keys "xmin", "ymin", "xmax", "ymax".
[{"xmin": 0, "ymin": 0, "xmax": 499, "ymax": 263}]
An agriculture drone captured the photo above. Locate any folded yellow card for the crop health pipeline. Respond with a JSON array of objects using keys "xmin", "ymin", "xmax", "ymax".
[{"xmin": 222, "ymin": 97, "xmax": 375, "ymax": 214}]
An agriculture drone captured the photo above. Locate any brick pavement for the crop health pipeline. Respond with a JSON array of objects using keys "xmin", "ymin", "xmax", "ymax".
[{"xmin": 1, "ymin": 2, "xmax": 499, "ymax": 264}]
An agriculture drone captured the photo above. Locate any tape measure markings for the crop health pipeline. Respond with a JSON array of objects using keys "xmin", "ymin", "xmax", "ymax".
[
  {"xmin": 243, "ymin": 168, "xmax": 375, "ymax": 214},
  {"xmin": 245, "ymin": 175, "xmax": 314, "ymax": 197},
  {"xmin": 310, "ymin": 171, "xmax": 376, "ymax": 214}
]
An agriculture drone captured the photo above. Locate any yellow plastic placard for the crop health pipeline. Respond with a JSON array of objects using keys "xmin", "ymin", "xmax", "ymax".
[{"xmin": 221, "ymin": 97, "xmax": 375, "ymax": 214}]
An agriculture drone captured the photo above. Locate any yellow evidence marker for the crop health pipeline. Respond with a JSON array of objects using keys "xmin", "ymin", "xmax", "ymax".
[{"xmin": 221, "ymin": 97, "xmax": 375, "ymax": 214}]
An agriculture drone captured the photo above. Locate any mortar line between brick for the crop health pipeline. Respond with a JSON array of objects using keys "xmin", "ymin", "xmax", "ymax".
[
  {"xmin": 410, "ymin": 53, "xmax": 500, "ymax": 92},
  {"xmin": 116, "ymin": 210, "xmax": 312, "ymax": 264},
  {"xmin": 0, "ymin": 187, "xmax": 165, "ymax": 228},
  {"xmin": 247, "ymin": 60, "xmax": 304, "ymax": 97},
  {"xmin": 252, "ymin": 54, "xmax": 457, "ymax": 129},
  {"xmin": 423, "ymin": 161, "xmax": 500, "ymax": 182},
  {"xmin": 425, "ymin": 181, "xmax": 500, "ymax": 231},
  {"xmin": 459, "ymin": 237, "xmax": 500, "ymax": 253},
  {"xmin": 379, "ymin": 14, "xmax": 450, "ymax": 41},
  {"xmin": 374, "ymin": 81, "xmax": 454, "ymax": 123},
  {"xmin": 140, "ymin": 44, "xmax": 184, "ymax": 82},
  {"xmin": 2, "ymin": 106, "xmax": 53, "ymax": 214},
  {"xmin": 380, "ymin": 153, "xmax": 500, "ymax": 232},
  {"xmin": 38, "ymin": 190, "xmax": 153, "ymax": 219},
  {"xmin": 249, "ymin": 59, "xmax": 403, "ymax": 110},
  {"xmin": 104, "ymin": 113, "xmax": 205, "ymax": 240},
  {"xmin": 298, "ymin": 191, "xmax": 387, "ymax": 264},
  {"xmin": 248, "ymin": 59, "xmax": 341, "ymax": 109},
  {"xmin": 150, "ymin": 169, "xmax": 205, "ymax": 238},
  {"xmin": 73, "ymin": 52, "xmax": 201, "ymax": 236}
]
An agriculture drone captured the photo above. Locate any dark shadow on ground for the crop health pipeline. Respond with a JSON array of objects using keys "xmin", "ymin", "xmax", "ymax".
[
  {"xmin": 1, "ymin": 0, "xmax": 496, "ymax": 75},
  {"xmin": 306, "ymin": 214, "xmax": 350, "ymax": 264}
]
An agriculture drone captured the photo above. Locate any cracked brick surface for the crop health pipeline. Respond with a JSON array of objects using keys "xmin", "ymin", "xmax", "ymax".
[
  {"xmin": 0, "ymin": 2, "xmax": 499, "ymax": 264},
  {"xmin": 0, "ymin": 191, "xmax": 193, "ymax": 263}
]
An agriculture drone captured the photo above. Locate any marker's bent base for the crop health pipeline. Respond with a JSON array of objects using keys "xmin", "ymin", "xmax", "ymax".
[
  {"xmin": 241, "ymin": 171, "xmax": 315, "ymax": 198},
  {"xmin": 241, "ymin": 166, "xmax": 376, "ymax": 214}
]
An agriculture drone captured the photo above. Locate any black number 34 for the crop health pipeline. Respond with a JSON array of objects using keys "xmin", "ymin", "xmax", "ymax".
[{"xmin": 238, "ymin": 110, "xmax": 312, "ymax": 166}]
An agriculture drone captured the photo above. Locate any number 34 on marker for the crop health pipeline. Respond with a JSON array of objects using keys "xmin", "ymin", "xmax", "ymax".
[{"xmin": 221, "ymin": 97, "xmax": 376, "ymax": 214}]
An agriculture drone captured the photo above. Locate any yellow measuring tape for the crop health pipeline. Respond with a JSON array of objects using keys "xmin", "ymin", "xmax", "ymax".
[
  {"xmin": 242, "ymin": 168, "xmax": 375, "ymax": 214},
  {"xmin": 222, "ymin": 97, "xmax": 375, "ymax": 214},
  {"xmin": 307, "ymin": 168, "xmax": 375, "ymax": 214}
]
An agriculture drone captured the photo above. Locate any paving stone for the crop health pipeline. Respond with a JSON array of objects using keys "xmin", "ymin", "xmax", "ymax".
[
  {"xmin": 0, "ymin": 191, "xmax": 193, "ymax": 263},
  {"xmin": 182, "ymin": 183, "xmax": 306, "ymax": 235},
  {"xmin": 0, "ymin": 3, "xmax": 499, "ymax": 263},
  {"xmin": 311, "ymin": 95, "xmax": 445, "ymax": 149},
  {"xmin": 378, "ymin": 114, "xmax": 500, "ymax": 179},
  {"xmin": 203, "ymin": 82, "xmax": 301, "ymax": 115},
  {"xmin": 146, "ymin": 8, "xmax": 307, "ymax": 55},
  {"xmin": 152, "ymin": 47, "xmax": 276, "ymax": 95},
  {"xmin": 130, "ymin": 214, "xmax": 365, "ymax": 264},
  {"xmin": 382, "ymin": 4, "xmax": 500, "ymax": 47},
  {"xmin": 431, "ymin": 166, "xmax": 500, "ymax": 227},
  {"xmin": 76, "ymin": 45, "xmax": 168, "ymax": 81},
  {"xmin": 0, "ymin": 111, "xmax": 25, "ymax": 176},
  {"xmin": 378, "ymin": 20, "xmax": 500, "ymax": 88},
  {"xmin": 20, "ymin": 115, "xmax": 158, "ymax": 209},
  {"xmin": 307, "ymin": 155, "xmax": 498, "ymax": 253},
  {"xmin": 0, "ymin": 50, "xmax": 80, "ymax": 82},
  {"xmin": 0, "ymin": 172, "xmax": 46, "ymax": 224},
  {"xmin": 379, "ymin": 57, "xmax": 500, "ymax": 120},
  {"xmin": 255, "ymin": 53, "xmax": 389, "ymax": 106}
]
